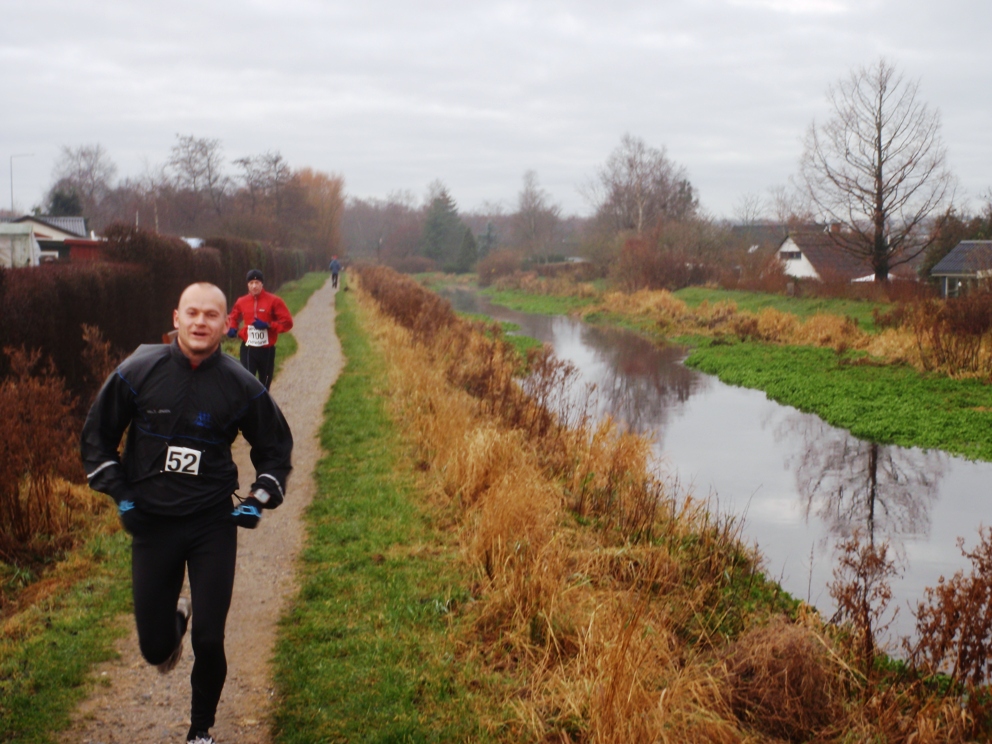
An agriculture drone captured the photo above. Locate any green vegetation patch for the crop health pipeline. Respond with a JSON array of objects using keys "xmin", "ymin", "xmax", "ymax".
[
  {"xmin": 480, "ymin": 287, "xmax": 597, "ymax": 315},
  {"xmin": 272, "ymin": 290, "xmax": 502, "ymax": 743},
  {"xmin": 686, "ymin": 340, "xmax": 992, "ymax": 461},
  {"xmin": 2, "ymin": 529, "xmax": 132, "ymax": 744},
  {"xmin": 674, "ymin": 287, "xmax": 886, "ymax": 331}
]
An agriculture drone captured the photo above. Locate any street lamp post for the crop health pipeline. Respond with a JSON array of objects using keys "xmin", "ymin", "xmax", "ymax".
[{"xmin": 9, "ymin": 153, "xmax": 34, "ymax": 213}]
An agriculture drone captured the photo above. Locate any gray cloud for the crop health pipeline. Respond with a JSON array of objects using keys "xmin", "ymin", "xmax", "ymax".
[{"xmin": 3, "ymin": 0, "xmax": 990, "ymax": 218}]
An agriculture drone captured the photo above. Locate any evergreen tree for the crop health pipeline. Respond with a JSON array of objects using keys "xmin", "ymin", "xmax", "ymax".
[
  {"xmin": 478, "ymin": 220, "xmax": 497, "ymax": 259},
  {"xmin": 455, "ymin": 227, "xmax": 478, "ymax": 273},
  {"xmin": 420, "ymin": 183, "xmax": 463, "ymax": 267}
]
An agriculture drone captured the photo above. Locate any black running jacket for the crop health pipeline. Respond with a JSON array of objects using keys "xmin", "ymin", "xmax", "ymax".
[{"xmin": 81, "ymin": 341, "xmax": 293, "ymax": 516}]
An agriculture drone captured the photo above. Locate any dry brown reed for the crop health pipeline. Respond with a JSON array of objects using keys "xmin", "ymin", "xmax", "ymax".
[
  {"xmin": 0, "ymin": 348, "xmax": 89, "ymax": 566},
  {"xmin": 352, "ymin": 266, "xmax": 989, "ymax": 743}
]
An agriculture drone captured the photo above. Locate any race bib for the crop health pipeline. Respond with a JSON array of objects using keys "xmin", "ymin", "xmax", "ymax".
[
  {"xmin": 246, "ymin": 326, "xmax": 269, "ymax": 347},
  {"xmin": 164, "ymin": 445, "xmax": 202, "ymax": 475}
]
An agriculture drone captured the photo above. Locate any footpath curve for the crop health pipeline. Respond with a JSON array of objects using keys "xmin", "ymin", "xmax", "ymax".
[{"xmin": 59, "ymin": 276, "xmax": 344, "ymax": 744}]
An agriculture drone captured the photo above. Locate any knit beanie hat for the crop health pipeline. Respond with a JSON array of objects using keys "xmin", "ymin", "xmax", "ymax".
[{"xmin": 246, "ymin": 269, "xmax": 264, "ymax": 283}]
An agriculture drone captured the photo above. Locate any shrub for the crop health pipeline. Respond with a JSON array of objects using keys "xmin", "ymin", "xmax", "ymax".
[
  {"xmin": 0, "ymin": 348, "xmax": 88, "ymax": 565},
  {"xmin": 722, "ymin": 616, "xmax": 843, "ymax": 741},
  {"xmin": 477, "ymin": 249, "xmax": 522, "ymax": 287},
  {"xmin": 909, "ymin": 526, "xmax": 992, "ymax": 687},
  {"xmin": 612, "ymin": 237, "xmax": 715, "ymax": 291}
]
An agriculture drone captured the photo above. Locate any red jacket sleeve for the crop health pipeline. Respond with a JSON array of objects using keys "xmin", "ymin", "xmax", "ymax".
[{"xmin": 269, "ymin": 296, "xmax": 293, "ymax": 334}]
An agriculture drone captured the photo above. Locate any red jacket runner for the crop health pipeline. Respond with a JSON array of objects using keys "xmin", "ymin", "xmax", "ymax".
[{"xmin": 227, "ymin": 289, "xmax": 293, "ymax": 348}]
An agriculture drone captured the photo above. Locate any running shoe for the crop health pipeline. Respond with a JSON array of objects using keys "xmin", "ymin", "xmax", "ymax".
[
  {"xmin": 187, "ymin": 732, "xmax": 215, "ymax": 744},
  {"xmin": 156, "ymin": 597, "xmax": 191, "ymax": 674}
]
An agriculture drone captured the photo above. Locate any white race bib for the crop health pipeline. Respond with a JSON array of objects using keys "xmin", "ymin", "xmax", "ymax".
[
  {"xmin": 164, "ymin": 445, "xmax": 202, "ymax": 475},
  {"xmin": 246, "ymin": 326, "xmax": 269, "ymax": 347}
]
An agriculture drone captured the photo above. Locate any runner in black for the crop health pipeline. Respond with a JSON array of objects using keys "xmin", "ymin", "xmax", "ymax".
[{"xmin": 81, "ymin": 282, "xmax": 293, "ymax": 744}]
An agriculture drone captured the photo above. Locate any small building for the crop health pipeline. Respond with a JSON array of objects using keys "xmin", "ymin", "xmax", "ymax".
[
  {"xmin": 929, "ymin": 240, "xmax": 992, "ymax": 298},
  {"xmin": 0, "ymin": 223, "xmax": 42, "ymax": 266}
]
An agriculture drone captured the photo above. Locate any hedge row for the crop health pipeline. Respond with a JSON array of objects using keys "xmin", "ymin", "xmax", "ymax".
[{"xmin": 0, "ymin": 225, "xmax": 308, "ymax": 400}]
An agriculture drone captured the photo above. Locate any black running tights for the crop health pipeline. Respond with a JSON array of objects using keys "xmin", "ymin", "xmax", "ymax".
[{"xmin": 131, "ymin": 504, "xmax": 237, "ymax": 733}]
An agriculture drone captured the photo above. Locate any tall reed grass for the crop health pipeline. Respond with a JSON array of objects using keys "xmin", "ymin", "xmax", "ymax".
[{"xmin": 354, "ymin": 265, "xmax": 991, "ymax": 742}]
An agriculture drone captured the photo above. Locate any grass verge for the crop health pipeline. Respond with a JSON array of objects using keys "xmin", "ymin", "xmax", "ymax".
[
  {"xmin": 479, "ymin": 286, "xmax": 598, "ymax": 315},
  {"xmin": 0, "ymin": 516, "xmax": 132, "ymax": 743},
  {"xmin": 271, "ymin": 287, "xmax": 503, "ymax": 742},
  {"xmin": 673, "ymin": 286, "xmax": 886, "ymax": 331},
  {"xmin": 686, "ymin": 339, "xmax": 992, "ymax": 460}
]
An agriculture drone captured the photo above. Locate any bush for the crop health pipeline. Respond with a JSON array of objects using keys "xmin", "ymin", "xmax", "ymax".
[
  {"xmin": 388, "ymin": 254, "xmax": 437, "ymax": 275},
  {"xmin": 612, "ymin": 237, "xmax": 715, "ymax": 291},
  {"xmin": 477, "ymin": 249, "xmax": 522, "ymax": 287},
  {"xmin": 0, "ymin": 348, "xmax": 88, "ymax": 565}
]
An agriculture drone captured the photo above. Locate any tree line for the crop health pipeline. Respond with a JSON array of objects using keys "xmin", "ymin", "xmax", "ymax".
[
  {"xmin": 40, "ymin": 136, "xmax": 343, "ymax": 267},
  {"xmin": 343, "ymin": 57, "xmax": 992, "ymax": 294}
]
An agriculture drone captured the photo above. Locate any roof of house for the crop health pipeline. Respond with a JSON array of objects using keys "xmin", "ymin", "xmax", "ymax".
[
  {"xmin": 12, "ymin": 215, "xmax": 88, "ymax": 238},
  {"xmin": 782, "ymin": 230, "xmax": 920, "ymax": 281},
  {"xmin": 930, "ymin": 241, "xmax": 992, "ymax": 276},
  {"xmin": 782, "ymin": 231, "xmax": 878, "ymax": 281}
]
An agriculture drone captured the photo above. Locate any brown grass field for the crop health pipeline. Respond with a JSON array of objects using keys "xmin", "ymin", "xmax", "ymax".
[{"xmin": 355, "ymin": 265, "xmax": 992, "ymax": 743}]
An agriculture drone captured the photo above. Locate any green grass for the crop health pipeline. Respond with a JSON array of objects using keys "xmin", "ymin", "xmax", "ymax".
[
  {"xmin": 272, "ymin": 289, "xmax": 505, "ymax": 743},
  {"xmin": 686, "ymin": 339, "xmax": 992, "ymax": 461},
  {"xmin": 0, "ymin": 529, "xmax": 132, "ymax": 744},
  {"xmin": 673, "ymin": 287, "xmax": 887, "ymax": 331},
  {"xmin": 479, "ymin": 287, "xmax": 597, "ymax": 315}
]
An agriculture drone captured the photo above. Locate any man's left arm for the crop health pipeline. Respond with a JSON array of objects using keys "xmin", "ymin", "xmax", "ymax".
[
  {"xmin": 269, "ymin": 296, "xmax": 294, "ymax": 334},
  {"xmin": 240, "ymin": 390, "xmax": 293, "ymax": 509}
]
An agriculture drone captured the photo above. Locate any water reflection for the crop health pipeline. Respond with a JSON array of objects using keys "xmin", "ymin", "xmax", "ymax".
[
  {"xmin": 439, "ymin": 287, "xmax": 987, "ymax": 642},
  {"xmin": 779, "ymin": 414, "xmax": 945, "ymax": 553}
]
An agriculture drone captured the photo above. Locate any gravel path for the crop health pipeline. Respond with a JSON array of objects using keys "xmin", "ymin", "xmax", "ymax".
[{"xmin": 59, "ymin": 276, "xmax": 343, "ymax": 744}]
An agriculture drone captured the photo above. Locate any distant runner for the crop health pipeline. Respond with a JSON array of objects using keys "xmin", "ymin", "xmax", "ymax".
[
  {"xmin": 226, "ymin": 269, "xmax": 293, "ymax": 390},
  {"xmin": 81, "ymin": 282, "xmax": 293, "ymax": 744},
  {"xmin": 328, "ymin": 256, "xmax": 342, "ymax": 289}
]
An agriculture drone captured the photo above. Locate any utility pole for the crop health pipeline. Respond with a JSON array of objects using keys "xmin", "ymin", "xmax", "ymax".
[{"xmin": 9, "ymin": 153, "xmax": 34, "ymax": 213}]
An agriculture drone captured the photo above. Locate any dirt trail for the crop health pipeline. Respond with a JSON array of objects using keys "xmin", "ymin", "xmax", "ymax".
[{"xmin": 59, "ymin": 277, "xmax": 343, "ymax": 744}]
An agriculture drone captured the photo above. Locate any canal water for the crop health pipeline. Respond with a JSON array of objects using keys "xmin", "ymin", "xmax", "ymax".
[{"xmin": 443, "ymin": 287, "xmax": 992, "ymax": 645}]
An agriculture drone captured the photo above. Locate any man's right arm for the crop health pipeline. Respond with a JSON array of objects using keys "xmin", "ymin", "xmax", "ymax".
[{"xmin": 80, "ymin": 371, "xmax": 135, "ymax": 504}]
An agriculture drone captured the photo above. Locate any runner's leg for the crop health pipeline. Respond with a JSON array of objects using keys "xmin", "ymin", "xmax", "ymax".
[
  {"xmin": 186, "ymin": 506, "xmax": 238, "ymax": 734},
  {"xmin": 132, "ymin": 520, "xmax": 188, "ymax": 666}
]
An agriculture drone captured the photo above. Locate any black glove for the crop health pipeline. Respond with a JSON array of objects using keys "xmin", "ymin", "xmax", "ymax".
[
  {"xmin": 117, "ymin": 499, "xmax": 148, "ymax": 535},
  {"xmin": 231, "ymin": 496, "xmax": 264, "ymax": 528},
  {"xmin": 226, "ymin": 327, "xmax": 238, "ymax": 338},
  {"xmin": 251, "ymin": 318, "xmax": 269, "ymax": 330}
]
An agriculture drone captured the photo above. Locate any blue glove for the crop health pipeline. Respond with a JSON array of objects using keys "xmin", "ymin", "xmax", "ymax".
[
  {"xmin": 118, "ymin": 499, "xmax": 147, "ymax": 535},
  {"xmin": 226, "ymin": 327, "xmax": 238, "ymax": 338},
  {"xmin": 232, "ymin": 496, "xmax": 264, "ymax": 528},
  {"xmin": 251, "ymin": 318, "xmax": 269, "ymax": 330}
]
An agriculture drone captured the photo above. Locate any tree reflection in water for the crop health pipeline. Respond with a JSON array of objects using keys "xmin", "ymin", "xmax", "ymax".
[
  {"xmin": 575, "ymin": 323, "xmax": 708, "ymax": 434},
  {"xmin": 777, "ymin": 413, "xmax": 946, "ymax": 554}
]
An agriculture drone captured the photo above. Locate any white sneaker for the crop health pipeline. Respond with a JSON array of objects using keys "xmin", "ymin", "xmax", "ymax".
[
  {"xmin": 187, "ymin": 733, "xmax": 215, "ymax": 744},
  {"xmin": 156, "ymin": 597, "xmax": 190, "ymax": 674}
]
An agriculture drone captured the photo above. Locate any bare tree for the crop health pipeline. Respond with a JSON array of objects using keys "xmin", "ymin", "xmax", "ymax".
[
  {"xmin": 48, "ymin": 143, "xmax": 118, "ymax": 218},
  {"xmin": 511, "ymin": 170, "xmax": 561, "ymax": 261},
  {"xmin": 168, "ymin": 134, "xmax": 229, "ymax": 217},
  {"xmin": 585, "ymin": 133, "xmax": 698, "ymax": 236},
  {"xmin": 799, "ymin": 58, "xmax": 954, "ymax": 281},
  {"xmin": 732, "ymin": 191, "xmax": 767, "ymax": 226}
]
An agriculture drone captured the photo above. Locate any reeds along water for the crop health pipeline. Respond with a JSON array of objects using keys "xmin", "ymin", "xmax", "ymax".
[{"xmin": 350, "ymin": 267, "xmax": 989, "ymax": 743}]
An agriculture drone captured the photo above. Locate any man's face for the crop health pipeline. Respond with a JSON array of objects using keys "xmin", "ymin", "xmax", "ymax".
[
  {"xmin": 173, "ymin": 284, "xmax": 227, "ymax": 361},
  {"xmin": 248, "ymin": 279, "xmax": 263, "ymax": 296}
]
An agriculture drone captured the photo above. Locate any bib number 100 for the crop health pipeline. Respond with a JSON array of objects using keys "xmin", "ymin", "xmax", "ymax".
[{"xmin": 165, "ymin": 446, "xmax": 202, "ymax": 475}]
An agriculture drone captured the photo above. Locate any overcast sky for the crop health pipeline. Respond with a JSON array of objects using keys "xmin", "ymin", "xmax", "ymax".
[{"xmin": 3, "ymin": 0, "xmax": 990, "ymax": 220}]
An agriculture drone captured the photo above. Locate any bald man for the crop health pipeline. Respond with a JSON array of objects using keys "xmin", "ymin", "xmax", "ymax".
[{"xmin": 81, "ymin": 282, "xmax": 293, "ymax": 744}]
